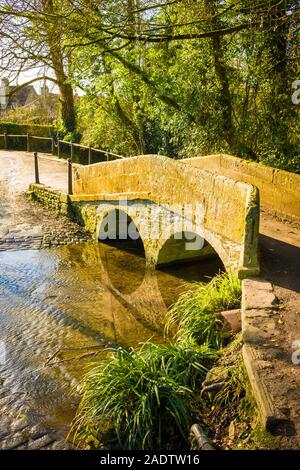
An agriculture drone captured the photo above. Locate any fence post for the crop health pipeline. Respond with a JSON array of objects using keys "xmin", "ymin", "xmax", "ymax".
[
  {"xmin": 27, "ymin": 134, "xmax": 30, "ymax": 153},
  {"xmin": 106, "ymin": 151, "xmax": 109, "ymax": 162},
  {"xmin": 34, "ymin": 152, "xmax": 40, "ymax": 184},
  {"xmin": 88, "ymin": 145, "xmax": 92, "ymax": 165},
  {"xmin": 51, "ymin": 137, "xmax": 55, "ymax": 155},
  {"xmin": 57, "ymin": 140, "xmax": 60, "ymax": 158},
  {"xmin": 67, "ymin": 158, "xmax": 73, "ymax": 195},
  {"xmin": 70, "ymin": 141, "xmax": 74, "ymax": 161},
  {"xmin": 4, "ymin": 133, "xmax": 7, "ymax": 150}
]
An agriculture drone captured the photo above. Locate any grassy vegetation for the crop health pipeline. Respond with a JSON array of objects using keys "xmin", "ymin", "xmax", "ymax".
[
  {"xmin": 71, "ymin": 343, "xmax": 217, "ymax": 450},
  {"xmin": 166, "ymin": 272, "xmax": 242, "ymax": 348},
  {"xmin": 200, "ymin": 335, "xmax": 278, "ymax": 450},
  {"xmin": 0, "ymin": 121, "xmax": 54, "ymax": 137},
  {"xmin": 71, "ymin": 272, "xmax": 246, "ymax": 450}
]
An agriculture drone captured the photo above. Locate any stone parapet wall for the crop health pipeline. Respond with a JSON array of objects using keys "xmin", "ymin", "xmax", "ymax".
[
  {"xmin": 73, "ymin": 155, "xmax": 260, "ymax": 277},
  {"xmin": 183, "ymin": 154, "xmax": 300, "ymax": 220},
  {"xmin": 28, "ymin": 183, "xmax": 69, "ymax": 216}
]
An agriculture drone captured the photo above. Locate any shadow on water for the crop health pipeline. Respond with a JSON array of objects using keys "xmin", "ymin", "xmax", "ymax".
[{"xmin": 0, "ymin": 238, "xmax": 224, "ymax": 434}]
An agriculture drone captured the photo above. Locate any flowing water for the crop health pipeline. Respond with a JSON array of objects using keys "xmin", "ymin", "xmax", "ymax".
[
  {"xmin": 0, "ymin": 150, "xmax": 224, "ymax": 443},
  {"xmin": 0, "ymin": 240, "xmax": 223, "ymax": 438}
]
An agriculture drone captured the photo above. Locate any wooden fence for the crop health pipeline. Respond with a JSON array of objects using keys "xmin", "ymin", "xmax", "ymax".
[{"xmin": 0, "ymin": 133, "xmax": 124, "ymax": 165}]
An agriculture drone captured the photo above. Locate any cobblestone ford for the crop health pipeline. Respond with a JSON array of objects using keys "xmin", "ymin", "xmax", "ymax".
[{"xmin": 0, "ymin": 150, "xmax": 92, "ymax": 449}]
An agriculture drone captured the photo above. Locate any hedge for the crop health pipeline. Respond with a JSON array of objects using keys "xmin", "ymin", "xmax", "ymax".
[{"xmin": 0, "ymin": 122, "xmax": 55, "ymax": 137}]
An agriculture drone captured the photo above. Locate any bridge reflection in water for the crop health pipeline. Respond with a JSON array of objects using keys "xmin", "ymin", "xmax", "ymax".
[{"xmin": 0, "ymin": 240, "xmax": 224, "ymax": 436}]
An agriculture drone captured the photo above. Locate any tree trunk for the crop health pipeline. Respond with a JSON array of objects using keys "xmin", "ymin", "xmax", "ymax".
[
  {"xmin": 263, "ymin": 0, "xmax": 291, "ymax": 153},
  {"xmin": 204, "ymin": 0, "xmax": 235, "ymax": 149},
  {"xmin": 211, "ymin": 34, "xmax": 235, "ymax": 148},
  {"xmin": 42, "ymin": 0, "xmax": 76, "ymax": 134},
  {"xmin": 59, "ymin": 82, "xmax": 76, "ymax": 134}
]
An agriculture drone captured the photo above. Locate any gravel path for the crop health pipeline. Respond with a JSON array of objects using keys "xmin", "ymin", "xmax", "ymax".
[{"xmin": 0, "ymin": 150, "xmax": 92, "ymax": 250}]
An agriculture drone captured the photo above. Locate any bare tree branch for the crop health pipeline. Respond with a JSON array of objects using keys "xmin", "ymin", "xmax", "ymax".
[{"xmin": 8, "ymin": 75, "xmax": 58, "ymax": 97}]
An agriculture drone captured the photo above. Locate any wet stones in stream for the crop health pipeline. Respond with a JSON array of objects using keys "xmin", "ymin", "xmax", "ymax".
[
  {"xmin": 0, "ymin": 400, "xmax": 69, "ymax": 450},
  {"xmin": 0, "ymin": 192, "xmax": 92, "ymax": 251}
]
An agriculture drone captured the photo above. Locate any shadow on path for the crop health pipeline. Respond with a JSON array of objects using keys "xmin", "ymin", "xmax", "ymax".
[{"xmin": 260, "ymin": 234, "xmax": 300, "ymax": 294}]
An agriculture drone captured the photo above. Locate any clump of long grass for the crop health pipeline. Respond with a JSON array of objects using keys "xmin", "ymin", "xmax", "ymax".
[
  {"xmin": 71, "ymin": 342, "xmax": 217, "ymax": 450},
  {"xmin": 71, "ymin": 272, "xmax": 242, "ymax": 450},
  {"xmin": 166, "ymin": 272, "xmax": 241, "ymax": 348}
]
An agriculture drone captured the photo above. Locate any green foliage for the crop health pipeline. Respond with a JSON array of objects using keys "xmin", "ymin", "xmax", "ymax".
[
  {"xmin": 71, "ymin": 343, "xmax": 217, "ymax": 450},
  {"xmin": 77, "ymin": 96, "xmax": 140, "ymax": 155},
  {"xmin": 260, "ymin": 149, "xmax": 300, "ymax": 174},
  {"xmin": 72, "ymin": 273, "xmax": 241, "ymax": 449},
  {"xmin": 2, "ymin": 98, "xmax": 59, "ymax": 126},
  {"xmin": 0, "ymin": 121, "xmax": 55, "ymax": 151},
  {"xmin": 1, "ymin": 1, "xmax": 299, "ymax": 168},
  {"xmin": 64, "ymin": 1, "xmax": 300, "ymax": 170},
  {"xmin": 63, "ymin": 131, "xmax": 82, "ymax": 143},
  {"xmin": 166, "ymin": 273, "xmax": 242, "ymax": 348},
  {"xmin": 0, "ymin": 121, "xmax": 54, "ymax": 137}
]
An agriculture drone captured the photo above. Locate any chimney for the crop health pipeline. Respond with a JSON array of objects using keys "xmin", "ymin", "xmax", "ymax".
[
  {"xmin": 0, "ymin": 78, "xmax": 9, "ymax": 110},
  {"xmin": 40, "ymin": 84, "xmax": 49, "ymax": 96}
]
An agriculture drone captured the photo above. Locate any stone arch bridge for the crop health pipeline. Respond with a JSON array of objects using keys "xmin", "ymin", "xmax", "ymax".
[{"xmin": 62, "ymin": 154, "xmax": 260, "ymax": 278}]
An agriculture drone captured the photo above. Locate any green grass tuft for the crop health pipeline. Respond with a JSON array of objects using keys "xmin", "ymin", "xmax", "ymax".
[
  {"xmin": 166, "ymin": 272, "xmax": 241, "ymax": 348},
  {"xmin": 71, "ymin": 272, "xmax": 242, "ymax": 449},
  {"xmin": 70, "ymin": 342, "xmax": 217, "ymax": 450}
]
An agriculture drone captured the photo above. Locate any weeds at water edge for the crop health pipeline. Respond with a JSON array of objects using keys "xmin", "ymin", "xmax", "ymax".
[
  {"xmin": 70, "ymin": 272, "xmax": 242, "ymax": 449},
  {"xmin": 70, "ymin": 343, "xmax": 217, "ymax": 450},
  {"xmin": 165, "ymin": 272, "xmax": 241, "ymax": 348},
  {"xmin": 200, "ymin": 335, "xmax": 278, "ymax": 449}
]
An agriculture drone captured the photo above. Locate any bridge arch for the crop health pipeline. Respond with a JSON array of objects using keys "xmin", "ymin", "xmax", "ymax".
[
  {"xmin": 95, "ymin": 203, "xmax": 232, "ymax": 272},
  {"xmin": 156, "ymin": 230, "xmax": 224, "ymax": 267},
  {"xmin": 97, "ymin": 207, "xmax": 145, "ymax": 249},
  {"xmin": 73, "ymin": 154, "xmax": 260, "ymax": 278}
]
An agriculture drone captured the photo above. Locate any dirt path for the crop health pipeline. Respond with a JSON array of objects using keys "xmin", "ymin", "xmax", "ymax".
[
  {"xmin": 260, "ymin": 208, "xmax": 300, "ymax": 349},
  {"xmin": 0, "ymin": 150, "xmax": 91, "ymax": 250},
  {"xmin": 259, "ymin": 209, "xmax": 300, "ymax": 447},
  {"xmin": 0, "ymin": 150, "xmax": 68, "ymax": 193}
]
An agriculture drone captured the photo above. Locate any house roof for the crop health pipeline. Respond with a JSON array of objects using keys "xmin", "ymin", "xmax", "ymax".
[{"xmin": 8, "ymin": 85, "xmax": 38, "ymax": 107}]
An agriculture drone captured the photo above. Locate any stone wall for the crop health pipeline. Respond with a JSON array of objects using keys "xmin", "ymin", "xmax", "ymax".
[
  {"xmin": 27, "ymin": 183, "xmax": 69, "ymax": 216},
  {"xmin": 242, "ymin": 278, "xmax": 296, "ymax": 436},
  {"xmin": 73, "ymin": 155, "xmax": 260, "ymax": 277},
  {"xmin": 183, "ymin": 154, "xmax": 300, "ymax": 220}
]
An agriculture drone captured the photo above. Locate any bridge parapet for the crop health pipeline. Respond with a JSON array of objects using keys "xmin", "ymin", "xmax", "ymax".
[
  {"xmin": 183, "ymin": 154, "xmax": 300, "ymax": 220},
  {"xmin": 72, "ymin": 155, "xmax": 260, "ymax": 278}
]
